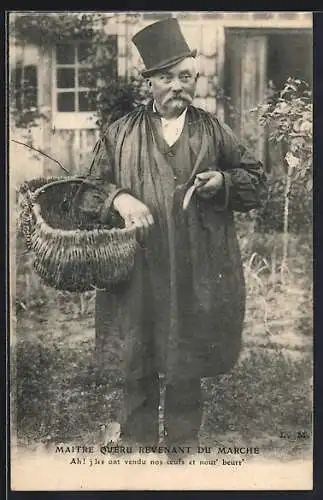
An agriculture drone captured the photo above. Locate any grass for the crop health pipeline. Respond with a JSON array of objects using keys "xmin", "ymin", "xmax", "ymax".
[
  {"xmin": 202, "ymin": 348, "xmax": 312, "ymax": 449},
  {"xmin": 12, "ymin": 336, "xmax": 312, "ymax": 456},
  {"xmin": 11, "ymin": 224, "xmax": 313, "ymax": 458},
  {"xmin": 12, "ymin": 336, "xmax": 123, "ymax": 444}
]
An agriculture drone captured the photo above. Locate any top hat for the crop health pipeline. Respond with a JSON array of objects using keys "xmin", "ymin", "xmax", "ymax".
[{"xmin": 132, "ymin": 18, "xmax": 197, "ymax": 78}]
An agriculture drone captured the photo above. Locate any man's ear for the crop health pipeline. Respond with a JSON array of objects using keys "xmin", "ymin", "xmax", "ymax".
[
  {"xmin": 195, "ymin": 72, "xmax": 200, "ymax": 81},
  {"xmin": 146, "ymin": 78, "xmax": 152, "ymax": 87}
]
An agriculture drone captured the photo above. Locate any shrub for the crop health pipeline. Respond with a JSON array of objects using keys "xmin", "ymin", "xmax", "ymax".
[
  {"xmin": 94, "ymin": 76, "xmax": 149, "ymax": 131},
  {"xmin": 257, "ymin": 78, "xmax": 312, "ymax": 235}
]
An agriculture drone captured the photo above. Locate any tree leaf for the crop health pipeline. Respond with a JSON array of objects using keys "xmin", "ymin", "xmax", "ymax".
[{"xmin": 285, "ymin": 152, "xmax": 300, "ymax": 169}]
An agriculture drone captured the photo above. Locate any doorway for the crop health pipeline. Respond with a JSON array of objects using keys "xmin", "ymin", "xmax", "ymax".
[
  {"xmin": 224, "ymin": 28, "xmax": 312, "ymax": 170},
  {"xmin": 267, "ymin": 32, "xmax": 312, "ymax": 90}
]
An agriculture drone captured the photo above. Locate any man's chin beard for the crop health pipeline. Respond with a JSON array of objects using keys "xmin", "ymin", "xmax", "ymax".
[
  {"xmin": 166, "ymin": 99, "xmax": 188, "ymax": 112},
  {"xmin": 157, "ymin": 98, "xmax": 191, "ymax": 118}
]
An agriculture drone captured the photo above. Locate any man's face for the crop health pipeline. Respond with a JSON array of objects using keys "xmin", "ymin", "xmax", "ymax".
[{"xmin": 149, "ymin": 57, "xmax": 198, "ymax": 118}]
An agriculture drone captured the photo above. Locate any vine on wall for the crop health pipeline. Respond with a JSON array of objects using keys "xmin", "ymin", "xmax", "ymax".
[{"xmin": 11, "ymin": 13, "xmax": 109, "ymax": 46}]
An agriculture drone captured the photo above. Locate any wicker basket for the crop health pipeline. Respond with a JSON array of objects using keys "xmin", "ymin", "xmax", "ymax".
[{"xmin": 18, "ymin": 176, "xmax": 138, "ymax": 292}]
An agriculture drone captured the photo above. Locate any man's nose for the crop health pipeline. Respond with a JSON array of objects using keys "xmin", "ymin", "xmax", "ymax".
[{"xmin": 170, "ymin": 77, "xmax": 183, "ymax": 91}]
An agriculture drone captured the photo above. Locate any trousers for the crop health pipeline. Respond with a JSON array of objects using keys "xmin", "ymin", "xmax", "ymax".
[
  {"xmin": 121, "ymin": 371, "xmax": 203, "ymax": 447},
  {"xmin": 96, "ymin": 250, "xmax": 204, "ymax": 446}
]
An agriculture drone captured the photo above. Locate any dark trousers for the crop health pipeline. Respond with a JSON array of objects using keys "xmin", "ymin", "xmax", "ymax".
[{"xmin": 121, "ymin": 371, "xmax": 203, "ymax": 447}]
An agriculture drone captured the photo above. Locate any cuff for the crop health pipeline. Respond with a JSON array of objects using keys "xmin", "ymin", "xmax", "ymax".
[
  {"xmin": 100, "ymin": 187, "xmax": 130, "ymax": 222},
  {"xmin": 212, "ymin": 171, "xmax": 232, "ymax": 212}
]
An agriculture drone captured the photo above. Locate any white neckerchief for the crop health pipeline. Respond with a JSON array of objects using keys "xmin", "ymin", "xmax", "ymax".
[{"xmin": 153, "ymin": 101, "xmax": 188, "ymax": 147}]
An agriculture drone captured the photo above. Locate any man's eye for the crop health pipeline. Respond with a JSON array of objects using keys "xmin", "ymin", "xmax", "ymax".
[{"xmin": 160, "ymin": 74, "xmax": 171, "ymax": 82}]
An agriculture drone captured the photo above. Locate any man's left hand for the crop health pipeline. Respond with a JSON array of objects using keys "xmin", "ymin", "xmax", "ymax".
[{"xmin": 194, "ymin": 171, "xmax": 224, "ymax": 199}]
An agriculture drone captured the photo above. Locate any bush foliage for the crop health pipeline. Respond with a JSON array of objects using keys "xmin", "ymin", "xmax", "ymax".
[{"xmin": 257, "ymin": 78, "xmax": 312, "ymax": 234}]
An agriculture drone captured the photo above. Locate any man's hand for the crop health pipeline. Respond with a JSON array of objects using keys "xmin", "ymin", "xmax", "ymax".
[
  {"xmin": 194, "ymin": 171, "xmax": 224, "ymax": 200},
  {"xmin": 113, "ymin": 193, "xmax": 154, "ymax": 241}
]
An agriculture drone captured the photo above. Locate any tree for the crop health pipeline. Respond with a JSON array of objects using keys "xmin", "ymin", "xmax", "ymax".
[{"xmin": 258, "ymin": 78, "xmax": 312, "ymax": 280}]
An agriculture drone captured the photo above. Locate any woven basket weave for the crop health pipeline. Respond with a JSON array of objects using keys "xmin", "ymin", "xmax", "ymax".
[{"xmin": 18, "ymin": 176, "xmax": 137, "ymax": 292}]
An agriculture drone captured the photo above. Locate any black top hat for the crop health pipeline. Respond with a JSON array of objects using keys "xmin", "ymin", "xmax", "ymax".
[{"xmin": 132, "ymin": 18, "xmax": 197, "ymax": 78}]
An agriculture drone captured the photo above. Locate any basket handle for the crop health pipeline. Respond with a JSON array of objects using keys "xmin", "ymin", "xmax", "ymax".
[
  {"xmin": 11, "ymin": 139, "xmax": 70, "ymax": 174},
  {"xmin": 32, "ymin": 177, "xmax": 99, "ymax": 199}
]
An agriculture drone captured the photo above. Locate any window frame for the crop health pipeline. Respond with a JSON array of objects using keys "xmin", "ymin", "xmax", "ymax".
[{"xmin": 52, "ymin": 40, "xmax": 99, "ymax": 130}]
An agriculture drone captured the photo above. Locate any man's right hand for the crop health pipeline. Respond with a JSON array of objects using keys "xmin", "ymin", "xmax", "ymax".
[{"xmin": 112, "ymin": 193, "xmax": 154, "ymax": 241}]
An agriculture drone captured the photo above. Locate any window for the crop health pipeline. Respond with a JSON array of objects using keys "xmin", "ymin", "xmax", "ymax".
[
  {"xmin": 53, "ymin": 38, "xmax": 117, "ymax": 129},
  {"xmin": 54, "ymin": 42, "xmax": 97, "ymax": 113},
  {"xmin": 12, "ymin": 64, "xmax": 38, "ymax": 112}
]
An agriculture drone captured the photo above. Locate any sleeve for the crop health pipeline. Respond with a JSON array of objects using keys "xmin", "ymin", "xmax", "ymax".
[
  {"xmin": 213, "ymin": 121, "xmax": 268, "ymax": 213},
  {"xmin": 86, "ymin": 123, "xmax": 130, "ymax": 222}
]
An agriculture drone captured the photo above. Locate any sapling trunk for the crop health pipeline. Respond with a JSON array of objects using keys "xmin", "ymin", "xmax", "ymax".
[
  {"xmin": 281, "ymin": 167, "xmax": 291, "ymax": 282},
  {"xmin": 281, "ymin": 152, "xmax": 299, "ymax": 283}
]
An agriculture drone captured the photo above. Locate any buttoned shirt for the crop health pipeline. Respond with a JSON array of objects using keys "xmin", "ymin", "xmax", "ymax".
[{"xmin": 153, "ymin": 101, "xmax": 188, "ymax": 147}]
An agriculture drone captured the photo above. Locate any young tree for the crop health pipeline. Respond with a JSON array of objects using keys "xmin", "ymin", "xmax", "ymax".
[{"xmin": 258, "ymin": 78, "xmax": 312, "ymax": 280}]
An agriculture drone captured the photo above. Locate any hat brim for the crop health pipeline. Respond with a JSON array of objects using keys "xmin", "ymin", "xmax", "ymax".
[{"xmin": 142, "ymin": 49, "xmax": 197, "ymax": 78}]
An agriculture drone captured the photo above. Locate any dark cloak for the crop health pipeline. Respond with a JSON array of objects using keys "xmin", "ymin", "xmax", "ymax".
[{"xmin": 88, "ymin": 102, "xmax": 267, "ymax": 380}]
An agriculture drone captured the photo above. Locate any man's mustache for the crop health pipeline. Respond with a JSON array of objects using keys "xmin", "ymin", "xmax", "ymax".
[{"xmin": 165, "ymin": 94, "xmax": 192, "ymax": 103}]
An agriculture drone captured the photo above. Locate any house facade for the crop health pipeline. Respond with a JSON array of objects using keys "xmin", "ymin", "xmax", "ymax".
[{"xmin": 9, "ymin": 11, "xmax": 312, "ymax": 186}]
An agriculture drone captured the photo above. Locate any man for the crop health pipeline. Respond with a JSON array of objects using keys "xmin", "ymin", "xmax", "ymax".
[{"xmin": 92, "ymin": 18, "xmax": 267, "ymax": 450}]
